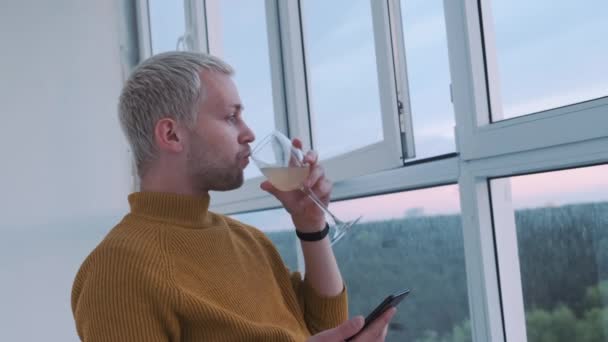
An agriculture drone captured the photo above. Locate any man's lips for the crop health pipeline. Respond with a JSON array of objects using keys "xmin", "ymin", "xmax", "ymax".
[{"xmin": 240, "ymin": 151, "xmax": 251, "ymax": 167}]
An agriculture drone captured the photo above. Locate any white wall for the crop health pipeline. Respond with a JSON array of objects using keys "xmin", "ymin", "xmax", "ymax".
[{"xmin": 0, "ymin": 1, "xmax": 133, "ymax": 340}]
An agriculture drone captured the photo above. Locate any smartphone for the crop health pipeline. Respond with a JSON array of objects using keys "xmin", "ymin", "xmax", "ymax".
[{"xmin": 345, "ymin": 289, "xmax": 411, "ymax": 341}]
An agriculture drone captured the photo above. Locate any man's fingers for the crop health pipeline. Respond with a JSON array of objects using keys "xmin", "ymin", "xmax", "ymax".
[
  {"xmin": 303, "ymin": 150, "xmax": 318, "ymax": 165},
  {"xmin": 260, "ymin": 180, "xmax": 279, "ymax": 196},
  {"xmin": 311, "ymin": 179, "xmax": 332, "ymax": 204},
  {"xmin": 353, "ymin": 308, "xmax": 397, "ymax": 341},
  {"xmin": 287, "ymin": 138, "xmax": 319, "ymax": 179},
  {"xmin": 381, "ymin": 325, "xmax": 389, "ymax": 339},
  {"xmin": 305, "ymin": 164, "xmax": 325, "ymax": 189},
  {"xmin": 337, "ymin": 316, "xmax": 365, "ymax": 338},
  {"xmin": 376, "ymin": 307, "xmax": 397, "ymax": 329},
  {"xmin": 289, "ymin": 139, "xmax": 309, "ymax": 168},
  {"xmin": 314, "ymin": 316, "xmax": 364, "ymax": 341},
  {"xmin": 292, "ymin": 138, "xmax": 303, "ymax": 150},
  {"xmin": 288, "ymin": 138, "xmax": 317, "ymax": 165}
]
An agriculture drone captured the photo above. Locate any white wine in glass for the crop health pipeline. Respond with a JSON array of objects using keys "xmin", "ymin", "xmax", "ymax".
[
  {"xmin": 259, "ymin": 166, "xmax": 310, "ymax": 192},
  {"xmin": 252, "ymin": 131, "xmax": 360, "ymax": 246}
]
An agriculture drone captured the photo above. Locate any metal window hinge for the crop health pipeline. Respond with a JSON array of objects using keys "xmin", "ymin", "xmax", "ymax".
[{"xmin": 397, "ymin": 99, "xmax": 406, "ymax": 133}]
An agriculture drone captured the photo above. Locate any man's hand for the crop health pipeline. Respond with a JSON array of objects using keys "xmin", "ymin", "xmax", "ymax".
[
  {"xmin": 260, "ymin": 138, "xmax": 329, "ymax": 231},
  {"xmin": 307, "ymin": 308, "xmax": 397, "ymax": 342}
]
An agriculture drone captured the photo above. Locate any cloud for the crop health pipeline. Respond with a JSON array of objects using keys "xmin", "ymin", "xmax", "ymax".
[
  {"xmin": 305, "ymin": 0, "xmax": 372, "ymax": 60},
  {"xmin": 492, "ymin": 15, "xmax": 608, "ymax": 118},
  {"xmin": 416, "ymin": 120, "xmax": 455, "ymax": 140},
  {"xmin": 502, "ymin": 85, "xmax": 608, "ymax": 119},
  {"xmin": 402, "ymin": 13, "xmax": 446, "ymax": 51}
]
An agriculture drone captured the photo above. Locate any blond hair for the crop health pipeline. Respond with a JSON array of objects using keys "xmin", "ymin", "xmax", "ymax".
[{"xmin": 118, "ymin": 51, "xmax": 234, "ymax": 176}]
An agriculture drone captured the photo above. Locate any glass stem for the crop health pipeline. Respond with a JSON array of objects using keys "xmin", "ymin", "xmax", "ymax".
[{"xmin": 300, "ymin": 187, "xmax": 344, "ymax": 225}]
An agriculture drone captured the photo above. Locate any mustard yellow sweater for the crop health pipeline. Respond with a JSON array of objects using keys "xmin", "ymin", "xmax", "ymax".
[{"xmin": 71, "ymin": 192, "xmax": 348, "ymax": 341}]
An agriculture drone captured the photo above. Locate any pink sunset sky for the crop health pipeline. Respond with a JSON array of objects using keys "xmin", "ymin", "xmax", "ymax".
[
  {"xmin": 238, "ymin": 164, "xmax": 608, "ymax": 232},
  {"xmin": 333, "ymin": 164, "xmax": 608, "ymax": 221}
]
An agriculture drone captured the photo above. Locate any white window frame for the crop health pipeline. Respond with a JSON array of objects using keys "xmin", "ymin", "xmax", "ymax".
[
  {"xmin": 446, "ymin": 0, "xmax": 608, "ymax": 162},
  {"xmin": 184, "ymin": 0, "xmax": 207, "ymax": 53},
  {"xmin": 134, "ymin": 0, "xmax": 153, "ymax": 59},
  {"xmin": 459, "ymin": 136, "xmax": 608, "ymax": 342},
  {"xmin": 387, "ymin": 0, "xmax": 416, "ymax": 159},
  {"xmin": 136, "ymin": 0, "xmax": 199, "ymax": 57},
  {"xmin": 303, "ymin": 0, "xmax": 413, "ymax": 182},
  {"xmin": 445, "ymin": 0, "xmax": 608, "ymax": 341}
]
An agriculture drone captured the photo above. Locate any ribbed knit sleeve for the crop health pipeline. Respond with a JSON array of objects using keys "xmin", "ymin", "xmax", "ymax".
[
  {"xmin": 290, "ymin": 271, "xmax": 349, "ymax": 334},
  {"xmin": 242, "ymin": 224, "xmax": 349, "ymax": 334},
  {"xmin": 71, "ymin": 228, "xmax": 180, "ymax": 342}
]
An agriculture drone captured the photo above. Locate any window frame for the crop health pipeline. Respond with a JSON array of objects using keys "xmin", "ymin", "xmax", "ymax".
[
  {"xmin": 445, "ymin": 0, "xmax": 608, "ymax": 340},
  {"xmin": 296, "ymin": 0, "xmax": 414, "ymax": 182},
  {"xmin": 134, "ymin": 0, "xmax": 153, "ymax": 59},
  {"xmin": 446, "ymin": 0, "xmax": 608, "ymax": 161},
  {"xmin": 460, "ymin": 136, "xmax": 608, "ymax": 342},
  {"xmin": 138, "ymin": 0, "xmax": 197, "ymax": 56}
]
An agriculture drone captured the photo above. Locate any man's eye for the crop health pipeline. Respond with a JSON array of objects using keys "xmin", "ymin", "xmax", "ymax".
[{"xmin": 226, "ymin": 115, "xmax": 237, "ymax": 124}]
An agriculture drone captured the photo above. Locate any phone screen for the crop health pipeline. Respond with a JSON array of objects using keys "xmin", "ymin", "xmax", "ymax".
[{"xmin": 345, "ymin": 289, "xmax": 410, "ymax": 341}]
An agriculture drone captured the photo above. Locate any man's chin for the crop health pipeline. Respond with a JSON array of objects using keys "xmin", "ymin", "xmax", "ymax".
[{"xmin": 210, "ymin": 175, "xmax": 244, "ymax": 192}]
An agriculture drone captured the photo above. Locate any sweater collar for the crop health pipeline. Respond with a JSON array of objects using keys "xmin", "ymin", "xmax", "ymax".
[{"xmin": 128, "ymin": 191, "xmax": 212, "ymax": 227}]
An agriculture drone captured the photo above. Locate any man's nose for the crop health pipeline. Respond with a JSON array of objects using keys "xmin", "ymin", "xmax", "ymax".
[{"xmin": 239, "ymin": 123, "xmax": 255, "ymax": 144}]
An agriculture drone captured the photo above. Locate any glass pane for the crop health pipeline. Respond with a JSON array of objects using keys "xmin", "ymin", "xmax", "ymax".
[
  {"xmin": 149, "ymin": 0, "xmax": 186, "ymax": 54},
  {"xmin": 230, "ymin": 208, "xmax": 298, "ymax": 271},
  {"xmin": 484, "ymin": 0, "xmax": 608, "ymax": 120},
  {"xmin": 492, "ymin": 165, "xmax": 608, "ymax": 341},
  {"xmin": 217, "ymin": 0, "xmax": 276, "ymax": 180},
  {"xmin": 301, "ymin": 0, "xmax": 384, "ymax": 160},
  {"xmin": 330, "ymin": 185, "xmax": 470, "ymax": 341},
  {"xmin": 400, "ymin": 0, "xmax": 456, "ymax": 159}
]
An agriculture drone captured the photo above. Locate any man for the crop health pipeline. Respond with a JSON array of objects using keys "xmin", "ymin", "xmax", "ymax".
[{"xmin": 71, "ymin": 51, "xmax": 396, "ymax": 341}]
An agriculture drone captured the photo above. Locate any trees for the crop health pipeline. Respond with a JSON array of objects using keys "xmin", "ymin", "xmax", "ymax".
[
  {"xmin": 417, "ymin": 282, "xmax": 608, "ymax": 342},
  {"xmin": 266, "ymin": 201, "xmax": 608, "ymax": 341}
]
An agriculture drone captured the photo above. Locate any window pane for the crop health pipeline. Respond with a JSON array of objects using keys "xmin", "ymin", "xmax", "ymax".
[
  {"xmin": 400, "ymin": 0, "xmax": 456, "ymax": 159},
  {"xmin": 301, "ymin": 0, "xmax": 384, "ymax": 160},
  {"xmin": 330, "ymin": 185, "xmax": 470, "ymax": 341},
  {"xmin": 230, "ymin": 208, "xmax": 298, "ymax": 271},
  {"xmin": 149, "ymin": 0, "xmax": 186, "ymax": 54},
  {"xmin": 484, "ymin": 0, "xmax": 608, "ymax": 120},
  {"xmin": 492, "ymin": 165, "xmax": 608, "ymax": 341},
  {"xmin": 217, "ymin": 0, "xmax": 276, "ymax": 180}
]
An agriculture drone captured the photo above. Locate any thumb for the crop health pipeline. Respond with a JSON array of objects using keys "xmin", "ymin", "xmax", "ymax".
[
  {"xmin": 260, "ymin": 180, "xmax": 280, "ymax": 196},
  {"xmin": 309, "ymin": 316, "xmax": 364, "ymax": 342},
  {"xmin": 260, "ymin": 181, "xmax": 293, "ymax": 206}
]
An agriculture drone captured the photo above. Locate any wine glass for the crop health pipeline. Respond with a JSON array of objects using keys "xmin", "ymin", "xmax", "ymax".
[{"xmin": 251, "ymin": 130, "xmax": 361, "ymax": 246}]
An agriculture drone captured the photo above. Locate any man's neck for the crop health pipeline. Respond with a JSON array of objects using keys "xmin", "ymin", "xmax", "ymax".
[{"xmin": 140, "ymin": 169, "xmax": 208, "ymax": 198}]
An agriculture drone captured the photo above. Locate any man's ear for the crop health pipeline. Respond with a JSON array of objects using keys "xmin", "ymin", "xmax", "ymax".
[{"xmin": 154, "ymin": 118, "xmax": 186, "ymax": 153}]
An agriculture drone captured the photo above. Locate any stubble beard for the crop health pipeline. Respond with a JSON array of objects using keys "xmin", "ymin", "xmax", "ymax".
[{"xmin": 187, "ymin": 143, "xmax": 244, "ymax": 193}]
